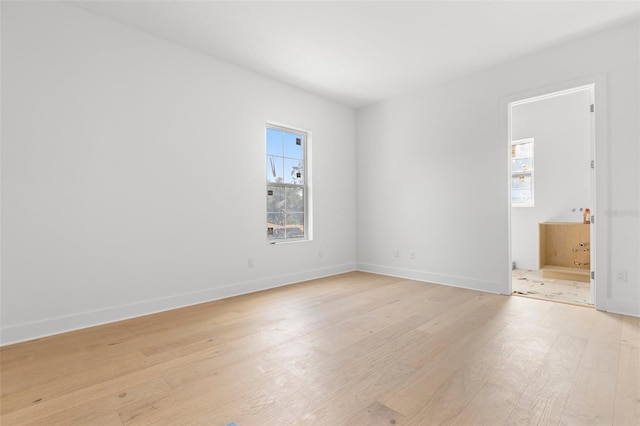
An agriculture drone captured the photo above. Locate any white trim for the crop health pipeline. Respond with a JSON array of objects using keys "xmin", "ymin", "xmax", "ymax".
[
  {"xmin": 0, "ymin": 263, "xmax": 356, "ymax": 346},
  {"xmin": 266, "ymin": 122, "xmax": 312, "ymax": 243},
  {"xmin": 603, "ymin": 305, "xmax": 640, "ymax": 319},
  {"xmin": 587, "ymin": 86, "xmax": 597, "ymax": 307},
  {"xmin": 356, "ymin": 263, "xmax": 504, "ymax": 295},
  {"xmin": 510, "ymin": 84, "xmax": 595, "ymax": 107},
  {"xmin": 501, "ymin": 74, "xmax": 607, "ymax": 310}
]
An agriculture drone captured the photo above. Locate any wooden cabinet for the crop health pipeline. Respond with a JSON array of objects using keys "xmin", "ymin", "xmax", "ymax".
[{"xmin": 539, "ymin": 222, "xmax": 590, "ymax": 283}]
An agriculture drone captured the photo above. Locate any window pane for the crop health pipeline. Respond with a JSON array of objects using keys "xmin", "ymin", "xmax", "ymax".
[
  {"xmin": 512, "ymin": 174, "xmax": 531, "ymax": 190},
  {"xmin": 267, "ymin": 212, "xmax": 285, "ymax": 226},
  {"xmin": 512, "ymin": 142, "xmax": 533, "ymax": 159},
  {"xmin": 286, "ymin": 187, "xmax": 304, "ymax": 213},
  {"xmin": 512, "ymin": 188, "xmax": 532, "ymax": 203},
  {"xmin": 267, "ymin": 186, "xmax": 285, "ymax": 212},
  {"xmin": 512, "ymin": 158, "xmax": 533, "ymax": 173},
  {"xmin": 267, "ymin": 156, "xmax": 284, "ymax": 183},
  {"xmin": 511, "ymin": 139, "xmax": 534, "ymax": 206},
  {"xmin": 267, "ymin": 213, "xmax": 286, "ymax": 240},
  {"xmin": 286, "ymin": 227, "xmax": 304, "ymax": 239},
  {"xmin": 284, "ymin": 158, "xmax": 304, "ymax": 184},
  {"xmin": 284, "ymin": 132, "xmax": 303, "ymax": 160},
  {"xmin": 266, "ymin": 125, "xmax": 308, "ymax": 241},
  {"xmin": 286, "ymin": 213, "xmax": 304, "ymax": 238},
  {"xmin": 268, "ymin": 228, "xmax": 286, "ymax": 240},
  {"xmin": 267, "ymin": 128, "xmax": 283, "ymax": 156}
]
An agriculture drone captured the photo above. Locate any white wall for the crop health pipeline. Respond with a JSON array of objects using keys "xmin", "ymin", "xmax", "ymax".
[
  {"xmin": 357, "ymin": 20, "xmax": 639, "ymax": 316},
  {"xmin": 2, "ymin": 4, "xmax": 638, "ymax": 346},
  {"xmin": 511, "ymin": 90, "xmax": 592, "ymax": 271},
  {"xmin": 0, "ymin": 2, "xmax": 357, "ymax": 344}
]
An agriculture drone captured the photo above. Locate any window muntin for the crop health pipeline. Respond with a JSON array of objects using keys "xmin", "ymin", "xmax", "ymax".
[
  {"xmin": 266, "ymin": 124, "xmax": 308, "ymax": 242},
  {"xmin": 511, "ymin": 138, "xmax": 534, "ymax": 207}
]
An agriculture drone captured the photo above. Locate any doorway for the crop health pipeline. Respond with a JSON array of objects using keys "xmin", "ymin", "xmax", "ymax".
[{"xmin": 508, "ymin": 85, "xmax": 595, "ymax": 306}]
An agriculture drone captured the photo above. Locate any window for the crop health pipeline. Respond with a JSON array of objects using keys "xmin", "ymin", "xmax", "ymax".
[
  {"xmin": 511, "ymin": 138, "xmax": 534, "ymax": 206},
  {"xmin": 266, "ymin": 124, "xmax": 308, "ymax": 242}
]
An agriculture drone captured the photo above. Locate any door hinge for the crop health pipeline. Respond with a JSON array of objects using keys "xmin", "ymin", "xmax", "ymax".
[
  {"xmin": 591, "ymin": 160, "xmax": 594, "ymax": 169},
  {"xmin": 590, "ymin": 104, "xmax": 594, "ymax": 112},
  {"xmin": 591, "ymin": 271, "xmax": 595, "ymax": 280},
  {"xmin": 591, "ymin": 215, "xmax": 595, "ymax": 224}
]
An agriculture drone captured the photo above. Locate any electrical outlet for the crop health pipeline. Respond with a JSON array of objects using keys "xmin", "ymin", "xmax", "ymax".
[
  {"xmin": 393, "ymin": 249, "xmax": 399, "ymax": 258},
  {"xmin": 248, "ymin": 258, "xmax": 254, "ymax": 268},
  {"xmin": 616, "ymin": 270, "xmax": 628, "ymax": 282},
  {"xmin": 409, "ymin": 250, "xmax": 415, "ymax": 259}
]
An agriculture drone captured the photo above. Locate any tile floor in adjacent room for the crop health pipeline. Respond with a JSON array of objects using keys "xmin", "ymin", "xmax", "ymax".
[{"xmin": 512, "ymin": 269, "xmax": 591, "ymax": 306}]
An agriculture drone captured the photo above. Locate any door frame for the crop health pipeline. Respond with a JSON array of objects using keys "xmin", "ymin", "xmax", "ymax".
[{"xmin": 502, "ymin": 74, "xmax": 609, "ymax": 310}]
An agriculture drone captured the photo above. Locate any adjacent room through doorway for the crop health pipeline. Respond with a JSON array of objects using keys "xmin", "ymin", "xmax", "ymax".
[{"xmin": 509, "ymin": 85, "xmax": 595, "ymax": 306}]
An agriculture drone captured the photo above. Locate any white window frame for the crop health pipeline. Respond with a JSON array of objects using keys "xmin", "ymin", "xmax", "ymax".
[
  {"xmin": 511, "ymin": 138, "xmax": 534, "ymax": 207},
  {"xmin": 266, "ymin": 123, "xmax": 310, "ymax": 243}
]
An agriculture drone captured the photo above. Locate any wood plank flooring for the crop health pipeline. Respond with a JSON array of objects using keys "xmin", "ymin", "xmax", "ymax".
[{"xmin": 1, "ymin": 271, "xmax": 638, "ymax": 425}]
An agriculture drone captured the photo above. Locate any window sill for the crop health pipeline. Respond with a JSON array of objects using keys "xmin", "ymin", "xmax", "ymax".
[{"xmin": 268, "ymin": 238, "xmax": 311, "ymax": 245}]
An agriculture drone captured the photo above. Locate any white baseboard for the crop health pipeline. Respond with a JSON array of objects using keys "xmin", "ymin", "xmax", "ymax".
[
  {"xmin": 356, "ymin": 263, "xmax": 505, "ymax": 295},
  {"xmin": 357, "ymin": 263, "xmax": 640, "ymax": 318},
  {"xmin": 600, "ymin": 298, "xmax": 640, "ymax": 317},
  {"xmin": 8, "ymin": 263, "xmax": 632, "ymax": 346},
  {"xmin": 0, "ymin": 263, "xmax": 356, "ymax": 346}
]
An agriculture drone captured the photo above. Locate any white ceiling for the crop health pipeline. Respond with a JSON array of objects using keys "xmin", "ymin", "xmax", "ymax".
[{"xmin": 70, "ymin": 1, "xmax": 640, "ymax": 108}]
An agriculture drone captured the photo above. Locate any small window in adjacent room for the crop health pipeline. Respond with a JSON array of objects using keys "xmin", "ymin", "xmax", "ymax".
[
  {"xmin": 266, "ymin": 124, "xmax": 309, "ymax": 242},
  {"xmin": 511, "ymin": 138, "xmax": 534, "ymax": 207}
]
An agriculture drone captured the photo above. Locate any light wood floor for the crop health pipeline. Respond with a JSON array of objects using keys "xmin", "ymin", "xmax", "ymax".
[{"xmin": 1, "ymin": 272, "xmax": 638, "ymax": 425}]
